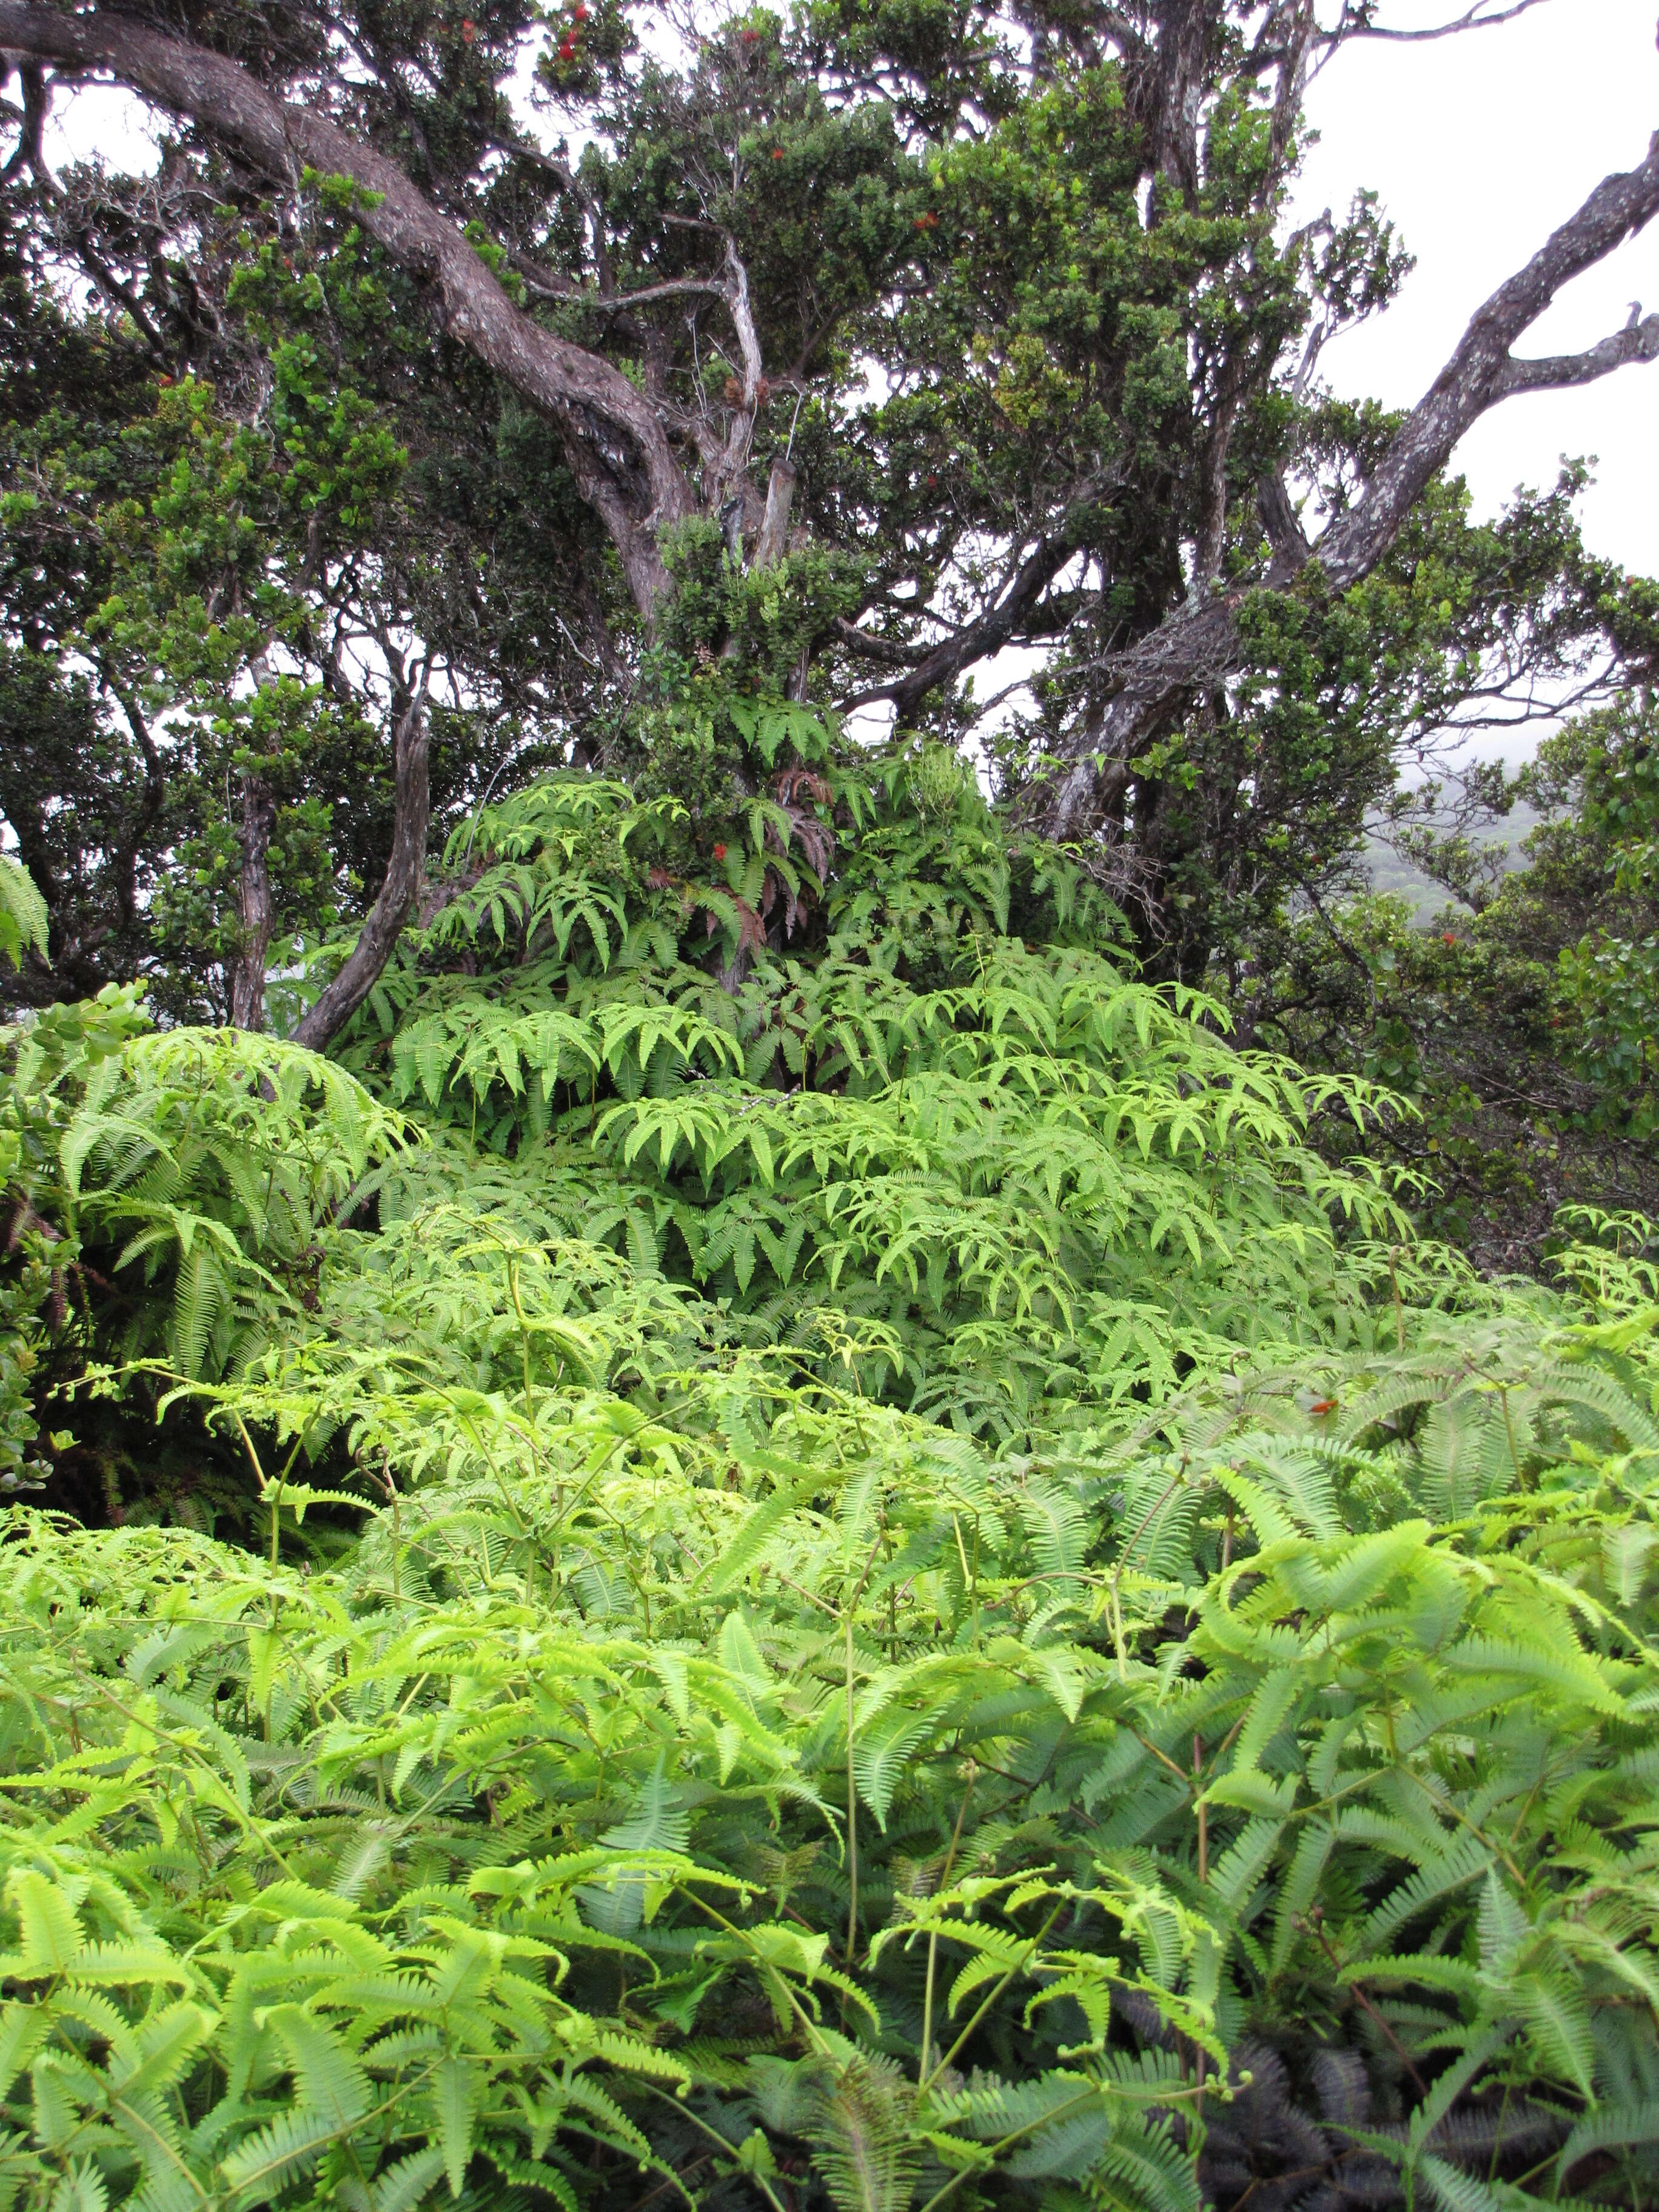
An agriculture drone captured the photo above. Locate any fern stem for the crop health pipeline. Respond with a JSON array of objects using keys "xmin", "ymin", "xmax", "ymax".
[
  {"xmin": 1401, "ymin": 1765, "xmax": 1529, "ymax": 1890},
  {"xmin": 843, "ymin": 1534, "xmax": 885, "ymax": 1971},
  {"xmin": 1307, "ymin": 1923, "xmax": 1429, "ymax": 2097},
  {"xmin": 913, "ymin": 2083, "xmax": 1115, "ymax": 2212},
  {"xmin": 1109, "ymin": 1467, "xmax": 1186, "ymax": 1678},
  {"xmin": 1128, "ymin": 1726, "xmax": 1192, "ymax": 1785},
  {"xmin": 635, "ymin": 2083, "xmax": 788, "ymax": 2212},
  {"xmin": 675, "ymin": 1886, "xmax": 834, "ymax": 2060},
  {"xmin": 758, "ymin": 1562, "xmax": 840, "ymax": 1618},
  {"xmin": 507, "ymin": 1252, "xmax": 535, "ymax": 1410},
  {"xmin": 104, "ymin": 2091, "xmax": 213, "ymax": 2207},
  {"xmin": 231, "ymin": 1412, "xmax": 270, "ymax": 1553},
  {"xmin": 380, "ymin": 1450, "xmax": 403, "ymax": 1608},
  {"xmin": 1193, "ymin": 1735, "xmax": 1208, "ymax": 1885},
  {"xmin": 232, "ymin": 1412, "xmax": 302, "ymax": 1571},
  {"xmin": 845, "ymin": 1597, "xmax": 859, "ymax": 1970},
  {"xmin": 919, "ymin": 1900, "xmax": 1064, "ymax": 2098},
  {"xmin": 1487, "ymin": 2080, "xmax": 1513, "ymax": 2184},
  {"xmin": 70, "ymin": 1667, "xmax": 300, "ymax": 1880},
  {"xmin": 1193, "ymin": 1733, "xmax": 1208, "ymax": 2105},
  {"xmin": 1498, "ymin": 1383, "xmax": 1524, "ymax": 1484},
  {"xmin": 951, "ymin": 1512, "xmax": 980, "ymax": 1644},
  {"xmin": 920, "ymin": 1770, "xmax": 976, "ymax": 2086}
]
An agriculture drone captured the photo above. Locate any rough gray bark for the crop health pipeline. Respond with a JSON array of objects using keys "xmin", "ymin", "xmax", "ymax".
[
  {"xmin": 229, "ymin": 772, "xmax": 276, "ymax": 1031},
  {"xmin": 754, "ymin": 458, "xmax": 797, "ymax": 571},
  {"xmin": 0, "ymin": 1, "xmax": 692, "ymax": 624},
  {"xmin": 292, "ymin": 682, "xmax": 430, "ymax": 1054},
  {"xmin": 1144, "ymin": 0, "xmax": 1213, "ymax": 213}
]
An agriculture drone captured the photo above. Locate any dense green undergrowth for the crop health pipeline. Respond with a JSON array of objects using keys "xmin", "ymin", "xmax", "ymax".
[{"xmin": 5, "ymin": 759, "xmax": 1659, "ymax": 2212}]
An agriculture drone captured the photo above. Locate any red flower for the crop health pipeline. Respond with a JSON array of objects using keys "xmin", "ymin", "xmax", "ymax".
[
  {"xmin": 773, "ymin": 147, "xmax": 785, "ymax": 159},
  {"xmin": 913, "ymin": 211, "xmax": 938, "ymax": 230},
  {"xmin": 1442, "ymin": 931, "xmax": 1457, "ymax": 947},
  {"xmin": 558, "ymin": 37, "xmax": 574, "ymax": 55},
  {"xmin": 461, "ymin": 15, "xmax": 475, "ymax": 38},
  {"xmin": 713, "ymin": 842, "xmax": 728, "ymax": 860},
  {"xmin": 574, "ymin": 4, "xmax": 588, "ymax": 16}
]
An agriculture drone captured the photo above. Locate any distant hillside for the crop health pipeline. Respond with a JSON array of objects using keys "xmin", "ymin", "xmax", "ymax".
[{"xmin": 1364, "ymin": 800, "xmax": 1542, "ymax": 918}]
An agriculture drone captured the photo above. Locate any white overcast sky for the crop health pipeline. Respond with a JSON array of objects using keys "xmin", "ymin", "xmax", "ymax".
[
  {"xmin": 45, "ymin": 0, "xmax": 1659, "ymax": 578},
  {"xmin": 1293, "ymin": 0, "xmax": 1659, "ymax": 577}
]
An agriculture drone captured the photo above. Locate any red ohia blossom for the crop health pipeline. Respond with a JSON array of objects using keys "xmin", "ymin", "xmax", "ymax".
[{"xmin": 713, "ymin": 843, "xmax": 728, "ymax": 860}]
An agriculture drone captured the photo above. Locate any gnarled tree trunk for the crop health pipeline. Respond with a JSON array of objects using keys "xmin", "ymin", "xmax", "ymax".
[
  {"xmin": 229, "ymin": 772, "xmax": 277, "ymax": 1031},
  {"xmin": 292, "ymin": 679, "xmax": 430, "ymax": 1055}
]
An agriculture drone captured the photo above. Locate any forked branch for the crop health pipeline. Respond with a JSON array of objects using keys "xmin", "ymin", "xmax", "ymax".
[
  {"xmin": 1498, "ymin": 305, "xmax": 1659, "ymax": 394},
  {"xmin": 1036, "ymin": 126, "xmax": 1659, "ymax": 839}
]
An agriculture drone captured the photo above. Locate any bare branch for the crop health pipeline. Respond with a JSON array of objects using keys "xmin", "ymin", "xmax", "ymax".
[
  {"xmin": 700, "ymin": 232, "xmax": 766, "ymax": 511},
  {"xmin": 560, "ymin": 274, "xmax": 727, "ymax": 313},
  {"xmin": 858, "ymin": 537, "xmax": 1078, "ymax": 720},
  {"xmin": 1336, "ymin": 0, "xmax": 1556, "ymax": 41},
  {"xmin": 1498, "ymin": 304, "xmax": 1659, "ymax": 393},
  {"xmin": 834, "ymin": 617, "xmax": 934, "ymax": 670},
  {"xmin": 722, "ymin": 234, "xmax": 765, "ymax": 402},
  {"xmin": 1319, "ymin": 129, "xmax": 1659, "ymax": 591}
]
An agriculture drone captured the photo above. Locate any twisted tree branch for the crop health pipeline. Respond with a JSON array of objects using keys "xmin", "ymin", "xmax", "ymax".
[
  {"xmin": 0, "ymin": 1, "xmax": 694, "ymax": 620},
  {"xmin": 1336, "ymin": 0, "xmax": 1555, "ymax": 41},
  {"xmin": 1034, "ymin": 127, "xmax": 1659, "ymax": 840},
  {"xmin": 1498, "ymin": 306, "xmax": 1659, "ymax": 393}
]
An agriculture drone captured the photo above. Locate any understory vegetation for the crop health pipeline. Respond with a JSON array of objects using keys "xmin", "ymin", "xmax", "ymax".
[
  {"xmin": 3, "ymin": 0, "xmax": 1659, "ymax": 2204},
  {"xmin": 4, "ymin": 757, "xmax": 1659, "ymax": 2212}
]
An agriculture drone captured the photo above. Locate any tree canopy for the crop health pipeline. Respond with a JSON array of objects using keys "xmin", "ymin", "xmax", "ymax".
[{"xmin": 0, "ymin": 0, "xmax": 1655, "ymax": 1027}]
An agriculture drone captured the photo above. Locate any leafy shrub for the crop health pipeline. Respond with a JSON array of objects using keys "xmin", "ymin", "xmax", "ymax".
[
  {"xmin": 6, "ymin": 770, "xmax": 1659, "ymax": 2209},
  {"xmin": 4, "ymin": 1274, "xmax": 1659, "ymax": 2210}
]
